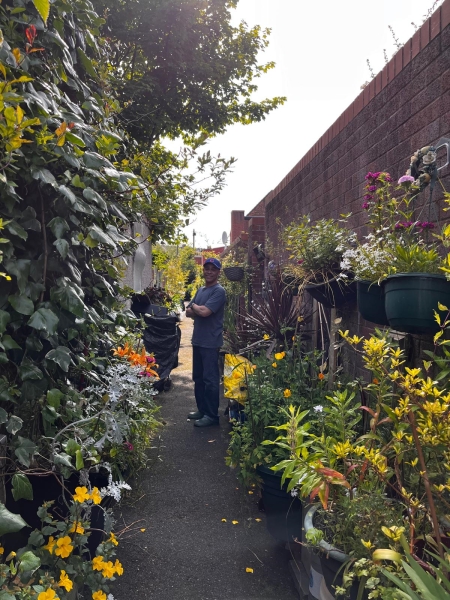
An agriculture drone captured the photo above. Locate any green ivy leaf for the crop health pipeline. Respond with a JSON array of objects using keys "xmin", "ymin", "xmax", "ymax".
[
  {"xmin": 53, "ymin": 452, "xmax": 73, "ymax": 468},
  {"xmin": 48, "ymin": 216, "xmax": 69, "ymax": 239},
  {"xmin": 47, "ymin": 388, "xmax": 63, "ymax": 408},
  {"xmin": 1, "ymin": 335, "xmax": 21, "ymax": 350},
  {"xmin": 65, "ymin": 439, "xmax": 80, "ymax": 455},
  {"xmin": 19, "ymin": 361, "xmax": 43, "ymax": 381},
  {"xmin": 6, "ymin": 415, "xmax": 23, "ymax": 435},
  {"xmin": 75, "ymin": 448, "xmax": 84, "ymax": 470},
  {"xmin": 18, "ymin": 550, "xmax": 41, "ymax": 573},
  {"xmin": 58, "ymin": 184, "xmax": 77, "ymax": 204},
  {"xmin": 3, "ymin": 259, "xmax": 30, "ymax": 293},
  {"xmin": 0, "ymin": 407, "xmax": 7, "ymax": 424},
  {"xmin": 0, "ymin": 309, "xmax": 11, "ymax": 334},
  {"xmin": 54, "ymin": 238, "xmax": 69, "ymax": 259},
  {"xmin": 14, "ymin": 437, "xmax": 37, "ymax": 467},
  {"xmin": 31, "ymin": 167, "xmax": 56, "ymax": 186},
  {"xmin": 8, "ymin": 294, "xmax": 34, "ymax": 315},
  {"xmin": 86, "ymin": 224, "xmax": 116, "ymax": 248},
  {"xmin": 45, "ymin": 346, "xmax": 71, "ymax": 371},
  {"xmin": 32, "ymin": 0, "xmax": 50, "ymax": 24},
  {"xmin": 5, "ymin": 220, "xmax": 27, "ymax": 240},
  {"xmin": 28, "ymin": 308, "xmax": 59, "ymax": 335},
  {"xmin": 83, "ymin": 187, "xmax": 107, "ymax": 210},
  {"xmin": 66, "ymin": 131, "xmax": 86, "ymax": 147},
  {"xmin": 12, "ymin": 473, "xmax": 33, "ymax": 501},
  {"xmin": 0, "ymin": 503, "xmax": 28, "ymax": 536},
  {"xmin": 76, "ymin": 47, "xmax": 98, "ymax": 78},
  {"xmin": 51, "ymin": 278, "xmax": 86, "ymax": 318}
]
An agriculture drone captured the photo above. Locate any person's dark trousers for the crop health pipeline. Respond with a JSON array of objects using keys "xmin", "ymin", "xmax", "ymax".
[{"xmin": 192, "ymin": 345, "xmax": 220, "ymax": 421}]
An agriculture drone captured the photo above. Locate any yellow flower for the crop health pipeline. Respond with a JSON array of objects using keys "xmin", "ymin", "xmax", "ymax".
[
  {"xmin": 69, "ymin": 522, "xmax": 84, "ymax": 535},
  {"xmin": 101, "ymin": 560, "xmax": 116, "ymax": 578},
  {"xmin": 283, "ymin": 389, "xmax": 292, "ymax": 398},
  {"xmin": 73, "ymin": 486, "xmax": 90, "ymax": 503},
  {"xmin": 272, "ymin": 362, "xmax": 277, "ymax": 368},
  {"xmin": 90, "ymin": 487, "xmax": 102, "ymax": 505},
  {"xmin": 263, "ymin": 334, "xmax": 270, "ymax": 340},
  {"xmin": 108, "ymin": 532, "xmax": 119, "ymax": 546},
  {"xmin": 58, "ymin": 570, "xmax": 73, "ymax": 592},
  {"xmin": 361, "ymin": 539, "xmax": 374, "ymax": 550},
  {"xmin": 245, "ymin": 567, "xmax": 254, "ymax": 573},
  {"xmin": 43, "ymin": 536, "xmax": 56, "ymax": 554},
  {"xmin": 92, "ymin": 592, "xmax": 107, "ymax": 600},
  {"xmin": 114, "ymin": 559, "xmax": 124, "ymax": 576},
  {"xmin": 0, "ymin": 546, "xmax": 4, "ymax": 555},
  {"xmin": 92, "ymin": 556, "xmax": 105, "ymax": 571},
  {"xmin": 381, "ymin": 526, "xmax": 405, "ymax": 542},
  {"xmin": 55, "ymin": 536, "xmax": 74, "ymax": 559},
  {"xmin": 38, "ymin": 590, "xmax": 60, "ymax": 600},
  {"xmin": 274, "ymin": 352, "xmax": 285, "ymax": 361}
]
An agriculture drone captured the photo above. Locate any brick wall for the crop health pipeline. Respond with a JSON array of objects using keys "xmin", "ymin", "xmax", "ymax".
[
  {"xmin": 252, "ymin": 2, "xmax": 450, "ymax": 379},
  {"xmin": 230, "ymin": 210, "xmax": 248, "ymax": 243}
]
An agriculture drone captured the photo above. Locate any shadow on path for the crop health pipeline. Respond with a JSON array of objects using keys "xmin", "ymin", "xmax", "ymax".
[{"xmin": 114, "ymin": 317, "xmax": 299, "ymax": 600}]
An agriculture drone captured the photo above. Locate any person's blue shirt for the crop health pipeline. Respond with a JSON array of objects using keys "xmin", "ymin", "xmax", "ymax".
[{"xmin": 191, "ymin": 283, "xmax": 226, "ymax": 348}]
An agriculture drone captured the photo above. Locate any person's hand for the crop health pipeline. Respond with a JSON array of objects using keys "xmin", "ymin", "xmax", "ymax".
[{"xmin": 186, "ymin": 307, "xmax": 195, "ymax": 318}]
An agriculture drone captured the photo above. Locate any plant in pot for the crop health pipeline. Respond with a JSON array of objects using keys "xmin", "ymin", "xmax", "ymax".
[
  {"xmin": 222, "ymin": 245, "xmax": 247, "ymax": 282},
  {"xmin": 226, "ymin": 337, "xmax": 328, "ymax": 542},
  {"xmin": 282, "ymin": 216, "xmax": 357, "ymax": 308}
]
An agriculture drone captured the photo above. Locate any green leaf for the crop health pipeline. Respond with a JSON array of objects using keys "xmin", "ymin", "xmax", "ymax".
[
  {"xmin": 18, "ymin": 550, "xmax": 41, "ymax": 573},
  {"xmin": 3, "ymin": 259, "xmax": 30, "ymax": 293},
  {"xmin": 28, "ymin": 308, "xmax": 59, "ymax": 335},
  {"xmin": 54, "ymin": 238, "xmax": 69, "ymax": 259},
  {"xmin": 76, "ymin": 47, "xmax": 98, "ymax": 78},
  {"xmin": 6, "ymin": 415, "xmax": 23, "ymax": 435},
  {"xmin": 46, "ymin": 346, "xmax": 71, "ymax": 371},
  {"xmin": 2, "ymin": 335, "xmax": 21, "ymax": 350},
  {"xmin": 54, "ymin": 452, "xmax": 73, "ymax": 468},
  {"xmin": 5, "ymin": 220, "xmax": 27, "ymax": 240},
  {"xmin": 50, "ymin": 277, "xmax": 86, "ymax": 317},
  {"xmin": 83, "ymin": 151, "xmax": 114, "ymax": 169},
  {"xmin": 58, "ymin": 184, "xmax": 77, "ymax": 204},
  {"xmin": 48, "ymin": 217, "xmax": 69, "ymax": 239},
  {"xmin": 31, "ymin": 167, "xmax": 56, "ymax": 185},
  {"xmin": 86, "ymin": 224, "xmax": 116, "ymax": 248},
  {"xmin": 83, "ymin": 187, "xmax": 107, "ymax": 210},
  {"xmin": 0, "ymin": 407, "xmax": 7, "ymax": 424},
  {"xmin": 66, "ymin": 439, "xmax": 80, "ymax": 455},
  {"xmin": 0, "ymin": 309, "xmax": 11, "ymax": 334},
  {"xmin": 8, "ymin": 294, "xmax": 34, "ymax": 315},
  {"xmin": 0, "ymin": 591, "xmax": 17, "ymax": 600},
  {"xmin": 32, "ymin": 0, "xmax": 50, "ymax": 23},
  {"xmin": 0, "ymin": 502, "xmax": 28, "ymax": 535},
  {"xmin": 19, "ymin": 361, "xmax": 43, "ymax": 381},
  {"xmin": 75, "ymin": 449, "xmax": 84, "ymax": 470},
  {"xmin": 65, "ymin": 131, "xmax": 86, "ymax": 147},
  {"xmin": 15, "ymin": 437, "xmax": 37, "ymax": 467},
  {"xmin": 12, "ymin": 473, "xmax": 33, "ymax": 501},
  {"xmin": 47, "ymin": 388, "xmax": 63, "ymax": 408}
]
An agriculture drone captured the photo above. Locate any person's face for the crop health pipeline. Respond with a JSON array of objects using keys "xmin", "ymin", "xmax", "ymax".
[{"xmin": 203, "ymin": 263, "xmax": 220, "ymax": 285}]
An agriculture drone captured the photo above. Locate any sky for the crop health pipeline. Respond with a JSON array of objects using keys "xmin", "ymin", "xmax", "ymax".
[{"xmin": 180, "ymin": 0, "xmax": 442, "ymax": 249}]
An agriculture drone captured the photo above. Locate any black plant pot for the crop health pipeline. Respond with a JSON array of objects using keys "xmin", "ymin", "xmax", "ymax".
[
  {"xmin": 305, "ymin": 277, "xmax": 356, "ymax": 308},
  {"xmin": 357, "ymin": 280, "xmax": 389, "ymax": 326},
  {"xmin": 223, "ymin": 266, "xmax": 245, "ymax": 281},
  {"xmin": 256, "ymin": 465, "xmax": 302, "ymax": 543}
]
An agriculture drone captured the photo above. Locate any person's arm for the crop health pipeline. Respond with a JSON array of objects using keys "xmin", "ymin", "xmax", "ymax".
[{"xmin": 190, "ymin": 303, "xmax": 212, "ymax": 318}]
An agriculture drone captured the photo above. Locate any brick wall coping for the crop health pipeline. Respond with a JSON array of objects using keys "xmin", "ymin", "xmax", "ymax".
[{"xmin": 264, "ymin": 0, "xmax": 450, "ymax": 207}]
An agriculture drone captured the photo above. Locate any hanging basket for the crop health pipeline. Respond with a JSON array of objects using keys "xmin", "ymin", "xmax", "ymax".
[
  {"xmin": 305, "ymin": 276, "xmax": 356, "ymax": 308},
  {"xmin": 357, "ymin": 280, "xmax": 389, "ymax": 326},
  {"xmin": 223, "ymin": 266, "xmax": 245, "ymax": 282},
  {"xmin": 383, "ymin": 273, "xmax": 450, "ymax": 334}
]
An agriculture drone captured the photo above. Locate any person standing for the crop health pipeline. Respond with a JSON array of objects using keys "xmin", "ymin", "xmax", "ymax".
[{"xmin": 185, "ymin": 257, "xmax": 226, "ymax": 427}]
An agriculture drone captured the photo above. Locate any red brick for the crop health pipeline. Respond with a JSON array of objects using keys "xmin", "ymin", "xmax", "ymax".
[
  {"xmin": 394, "ymin": 48, "xmax": 403, "ymax": 75},
  {"xmin": 431, "ymin": 7, "xmax": 441, "ymax": 39},
  {"xmin": 412, "ymin": 29, "xmax": 421, "ymax": 59},
  {"xmin": 388, "ymin": 56, "xmax": 395, "ymax": 82},
  {"xmin": 442, "ymin": 0, "xmax": 450, "ymax": 29},
  {"xmin": 420, "ymin": 18, "xmax": 430, "ymax": 49},
  {"xmin": 403, "ymin": 39, "xmax": 412, "ymax": 66},
  {"xmin": 368, "ymin": 79, "xmax": 376, "ymax": 102},
  {"xmin": 381, "ymin": 64, "xmax": 389, "ymax": 89}
]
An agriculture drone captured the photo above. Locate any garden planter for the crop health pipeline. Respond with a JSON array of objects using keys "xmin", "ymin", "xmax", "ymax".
[
  {"xmin": 304, "ymin": 505, "xmax": 368, "ymax": 600},
  {"xmin": 356, "ymin": 280, "xmax": 389, "ymax": 326},
  {"xmin": 305, "ymin": 277, "xmax": 356, "ymax": 308},
  {"xmin": 223, "ymin": 266, "xmax": 245, "ymax": 281},
  {"xmin": 383, "ymin": 273, "xmax": 450, "ymax": 334},
  {"xmin": 256, "ymin": 465, "xmax": 302, "ymax": 543}
]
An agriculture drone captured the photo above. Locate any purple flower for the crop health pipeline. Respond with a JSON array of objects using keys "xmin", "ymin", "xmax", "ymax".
[
  {"xmin": 368, "ymin": 185, "xmax": 377, "ymax": 192},
  {"xmin": 398, "ymin": 175, "xmax": 415, "ymax": 185},
  {"xmin": 297, "ymin": 259, "xmax": 304, "ymax": 264},
  {"xmin": 363, "ymin": 194, "xmax": 373, "ymax": 201},
  {"xmin": 417, "ymin": 221, "xmax": 435, "ymax": 230},
  {"xmin": 124, "ymin": 441, "xmax": 134, "ymax": 451},
  {"xmin": 362, "ymin": 202, "xmax": 370, "ymax": 209}
]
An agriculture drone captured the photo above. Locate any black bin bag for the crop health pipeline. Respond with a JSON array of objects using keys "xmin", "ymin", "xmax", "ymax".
[{"xmin": 143, "ymin": 314, "xmax": 181, "ymax": 383}]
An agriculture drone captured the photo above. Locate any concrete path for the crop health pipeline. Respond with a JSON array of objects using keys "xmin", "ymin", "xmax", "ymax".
[{"xmin": 114, "ymin": 315, "xmax": 299, "ymax": 600}]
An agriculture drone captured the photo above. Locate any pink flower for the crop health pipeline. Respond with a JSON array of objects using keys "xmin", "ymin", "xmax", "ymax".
[
  {"xmin": 398, "ymin": 175, "xmax": 415, "ymax": 185},
  {"xmin": 124, "ymin": 441, "xmax": 134, "ymax": 451},
  {"xmin": 139, "ymin": 370, "xmax": 153, "ymax": 377},
  {"xmin": 297, "ymin": 259, "xmax": 304, "ymax": 264},
  {"xmin": 363, "ymin": 194, "xmax": 373, "ymax": 201},
  {"xmin": 146, "ymin": 356, "xmax": 156, "ymax": 364},
  {"xmin": 362, "ymin": 202, "xmax": 370, "ymax": 209},
  {"xmin": 368, "ymin": 185, "xmax": 377, "ymax": 192}
]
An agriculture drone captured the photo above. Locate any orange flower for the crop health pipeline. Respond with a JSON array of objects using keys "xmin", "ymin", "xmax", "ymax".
[
  {"xmin": 372, "ymin": 378, "xmax": 380, "ymax": 385},
  {"xmin": 318, "ymin": 373, "xmax": 325, "ymax": 380},
  {"xmin": 128, "ymin": 348, "xmax": 148, "ymax": 367},
  {"xmin": 113, "ymin": 343, "xmax": 132, "ymax": 358}
]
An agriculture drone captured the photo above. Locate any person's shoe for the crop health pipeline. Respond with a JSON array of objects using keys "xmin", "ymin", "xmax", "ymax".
[
  {"xmin": 194, "ymin": 416, "xmax": 219, "ymax": 427},
  {"xmin": 187, "ymin": 410, "xmax": 204, "ymax": 420}
]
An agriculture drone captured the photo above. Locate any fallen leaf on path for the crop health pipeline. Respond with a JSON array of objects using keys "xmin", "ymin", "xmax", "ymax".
[
  {"xmin": 208, "ymin": 440, "xmax": 216, "ymax": 443},
  {"xmin": 221, "ymin": 519, "xmax": 227, "ymax": 522},
  {"xmin": 140, "ymin": 528, "xmax": 146, "ymax": 532},
  {"xmin": 248, "ymin": 491, "xmax": 253, "ymax": 494},
  {"xmin": 246, "ymin": 567, "xmax": 254, "ymax": 573},
  {"xmin": 232, "ymin": 520, "xmax": 239, "ymax": 525},
  {"xmin": 255, "ymin": 519, "xmax": 262, "ymax": 522}
]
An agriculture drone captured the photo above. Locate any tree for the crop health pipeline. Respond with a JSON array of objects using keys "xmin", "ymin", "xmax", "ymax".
[{"xmin": 92, "ymin": 0, "xmax": 286, "ymax": 146}]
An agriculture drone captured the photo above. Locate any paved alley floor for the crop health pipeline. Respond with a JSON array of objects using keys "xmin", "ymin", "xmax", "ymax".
[{"xmin": 113, "ymin": 315, "xmax": 299, "ymax": 600}]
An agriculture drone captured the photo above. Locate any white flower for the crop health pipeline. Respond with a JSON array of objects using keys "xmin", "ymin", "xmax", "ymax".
[
  {"xmin": 291, "ymin": 488, "xmax": 299, "ymax": 497},
  {"xmin": 313, "ymin": 405, "xmax": 323, "ymax": 413}
]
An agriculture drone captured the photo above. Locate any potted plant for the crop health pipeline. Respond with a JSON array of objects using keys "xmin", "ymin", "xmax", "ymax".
[{"xmin": 282, "ymin": 216, "xmax": 357, "ymax": 308}]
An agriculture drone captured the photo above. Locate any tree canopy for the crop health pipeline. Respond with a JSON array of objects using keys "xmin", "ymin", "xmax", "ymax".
[{"xmin": 92, "ymin": 0, "xmax": 286, "ymax": 146}]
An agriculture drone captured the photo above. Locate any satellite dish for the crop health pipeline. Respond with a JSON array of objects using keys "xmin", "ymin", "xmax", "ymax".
[{"xmin": 221, "ymin": 231, "xmax": 228, "ymax": 245}]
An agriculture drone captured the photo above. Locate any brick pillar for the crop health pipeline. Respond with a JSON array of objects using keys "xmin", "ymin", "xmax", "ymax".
[{"xmin": 231, "ymin": 210, "xmax": 248, "ymax": 243}]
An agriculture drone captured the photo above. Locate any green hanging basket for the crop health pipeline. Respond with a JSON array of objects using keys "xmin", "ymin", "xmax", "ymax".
[
  {"xmin": 383, "ymin": 273, "xmax": 450, "ymax": 334},
  {"xmin": 357, "ymin": 280, "xmax": 389, "ymax": 326}
]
